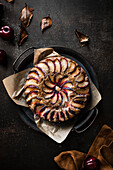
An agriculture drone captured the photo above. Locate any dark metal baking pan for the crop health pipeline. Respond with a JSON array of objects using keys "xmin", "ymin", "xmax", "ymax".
[{"xmin": 13, "ymin": 46, "xmax": 99, "ymax": 133}]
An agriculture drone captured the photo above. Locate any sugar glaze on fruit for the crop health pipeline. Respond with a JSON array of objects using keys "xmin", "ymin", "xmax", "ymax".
[{"xmin": 24, "ymin": 56, "xmax": 90, "ymax": 122}]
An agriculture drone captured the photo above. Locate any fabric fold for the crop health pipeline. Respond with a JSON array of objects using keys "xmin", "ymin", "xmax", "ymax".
[
  {"xmin": 54, "ymin": 150, "xmax": 86, "ymax": 170},
  {"xmin": 54, "ymin": 124, "xmax": 113, "ymax": 170}
]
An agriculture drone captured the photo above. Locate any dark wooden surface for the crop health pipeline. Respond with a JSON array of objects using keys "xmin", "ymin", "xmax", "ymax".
[{"xmin": 0, "ymin": 0, "xmax": 113, "ymax": 169}]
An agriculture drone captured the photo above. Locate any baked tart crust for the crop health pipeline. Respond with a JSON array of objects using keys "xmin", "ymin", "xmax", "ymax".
[{"xmin": 24, "ymin": 56, "xmax": 90, "ymax": 122}]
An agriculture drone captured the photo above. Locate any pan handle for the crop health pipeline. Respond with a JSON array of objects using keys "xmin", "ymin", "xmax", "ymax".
[
  {"xmin": 13, "ymin": 47, "xmax": 36, "ymax": 72},
  {"xmin": 72, "ymin": 107, "xmax": 98, "ymax": 133}
]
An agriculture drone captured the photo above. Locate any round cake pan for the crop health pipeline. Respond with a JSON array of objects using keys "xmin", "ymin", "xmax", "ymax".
[{"xmin": 13, "ymin": 46, "xmax": 99, "ymax": 133}]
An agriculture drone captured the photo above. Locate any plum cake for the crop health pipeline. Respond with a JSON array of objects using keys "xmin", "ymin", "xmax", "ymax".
[{"xmin": 24, "ymin": 56, "xmax": 90, "ymax": 122}]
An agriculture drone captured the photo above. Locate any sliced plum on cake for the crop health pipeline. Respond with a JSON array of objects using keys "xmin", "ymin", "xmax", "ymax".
[
  {"xmin": 37, "ymin": 62, "xmax": 50, "ymax": 74},
  {"xmin": 54, "ymin": 58, "xmax": 62, "ymax": 73},
  {"xmin": 46, "ymin": 59, "xmax": 55, "ymax": 73},
  {"xmin": 68, "ymin": 60, "xmax": 77, "ymax": 74},
  {"xmin": 60, "ymin": 57, "xmax": 68, "ymax": 72}
]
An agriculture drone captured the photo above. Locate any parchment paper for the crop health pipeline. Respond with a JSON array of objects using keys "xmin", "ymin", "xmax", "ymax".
[{"xmin": 3, "ymin": 48, "xmax": 102, "ymax": 143}]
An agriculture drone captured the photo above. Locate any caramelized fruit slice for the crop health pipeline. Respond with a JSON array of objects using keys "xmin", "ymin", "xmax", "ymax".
[
  {"xmin": 46, "ymin": 59, "xmax": 55, "ymax": 73},
  {"xmin": 60, "ymin": 91, "xmax": 68, "ymax": 105},
  {"xmin": 26, "ymin": 91, "xmax": 39, "ymax": 103},
  {"xmin": 54, "ymin": 73, "xmax": 63, "ymax": 84},
  {"xmin": 75, "ymin": 87, "xmax": 89, "ymax": 95},
  {"xmin": 71, "ymin": 101, "xmax": 85, "ymax": 109},
  {"xmin": 34, "ymin": 103, "xmax": 44, "ymax": 115},
  {"xmin": 59, "ymin": 75, "xmax": 69, "ymax": 86},
  {"xmin": 27, "ymin": 71, "xmax": 40, "ymax": 80},
  {"xmin": 68, "ymin": 61, "xmax": 76, "ymax": 73},
  {"xmin": 43, "ymin": 87, "xmax": 53, "ymax": 93},
  {"xmin": 77, "ymin": 81, "xmax": 89, "ymax": 88},
  {"xmin": 61, "ymin": 58, "xmax": 68, "ymax": 72},
  {"xmin": 54, "ymin": 59, "xmax": 61, "ymax": 73},
  {"xmin": 44, "ymin": 92, "xmax": 55, "ymax": 99},
  {"xmin": 44, "ymin": 80, "xmax": 55, "ymax": 89},
  {"xmin": 71, "ymin": 66, "xmax": 80, "ymax": 78},
  {"xmin": 38, "ymin": 62, "xmax": 49, "ymax": 74},
  {"xmin": 61, "ymin": 81, "xmax": 73, "ymax": 88},
  {"xmin": 75, "ymin": 72, "xmax": 85, "ymax": 82},
  {"xmin": 30, "ymin": 98, "xmax": 41, "ymax": 110},
  {"xmin": 34, "ymin": 67, "xmax": 45, "ymax": 78},
  {"xmin": 24, "ymin": 78, "xmax": 38, "ymax": 88},
  {"xmin": 51, "ymin": 93, "xmax": 58, "ymax": 104}
]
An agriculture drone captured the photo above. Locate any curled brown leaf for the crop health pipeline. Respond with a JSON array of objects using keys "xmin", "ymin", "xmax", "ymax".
[
  {"xmin": 75, "ymin": 29, "xmax": 89, "ymax": 46},
  {"xmin": 20, "ymin": 3, "xmax": 33, "ymax": 28},
  {"xmin": 7, "ymin": 0, "xmax": 14, "ymax": 2},
  {"xmin": 18, "ymin": 26, "xmax": 28, "ymax": 46},
  {"xmin": 40, "ymin": 15, "xmax": 52, "ymax": 32}
]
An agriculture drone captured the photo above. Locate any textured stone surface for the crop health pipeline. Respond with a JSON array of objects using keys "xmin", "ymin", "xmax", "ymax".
[{"xmin": 0, "ymin": 0, "xmax": 113, "ymax": 169}]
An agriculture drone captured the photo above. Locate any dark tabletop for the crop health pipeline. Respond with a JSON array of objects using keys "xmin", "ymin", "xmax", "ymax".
[{"xmin": 0, "ymin": 0, "xmax": 113, "ymax": 169}]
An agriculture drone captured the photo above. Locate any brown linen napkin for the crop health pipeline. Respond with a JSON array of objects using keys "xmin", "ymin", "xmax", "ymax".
[{"xmin": 54, "ymin": 124, "xmax": 113, "ymax": 170}]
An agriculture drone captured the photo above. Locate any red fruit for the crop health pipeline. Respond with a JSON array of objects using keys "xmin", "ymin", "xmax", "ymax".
[
  {"xmin": 0, "ymin": 50, "xmax": 7, "ymax": 64},
  {"xmin": 0, "ymin": 26, "xmax": 14, "ymax": 40},
  {"xmin": 84, "ymin": 156, "xmax": 99, "ymax": 170}
]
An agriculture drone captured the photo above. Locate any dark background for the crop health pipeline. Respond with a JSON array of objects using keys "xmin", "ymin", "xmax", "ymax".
[{"xmin": 0, "ymin": 0, "xmax": 113, "ymax": 169}]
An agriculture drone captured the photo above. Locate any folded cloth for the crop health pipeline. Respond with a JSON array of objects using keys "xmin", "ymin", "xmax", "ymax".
[{"xmin": 54, "ymin": 124, "xmax": 113, "ymax": 170}]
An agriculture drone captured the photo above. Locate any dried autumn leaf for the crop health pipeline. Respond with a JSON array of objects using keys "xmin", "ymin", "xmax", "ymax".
[
  {"xmin": 7, "ymin": 0, "xmax": 14, "ymax": 2},
  {"xmin": 40, "ymin": 15, "xmax": 52, "ymax": 32},
  {"xmin": 18, "ymin": 26, "xmax": 28, "ymax": 46},
  {"xmin": 20, "ymin": 3, "xmax": 33, "ymax": 28},
  {"xmin": 75, "ymin": 29, "xmax": 89, "ymax": 46}
]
